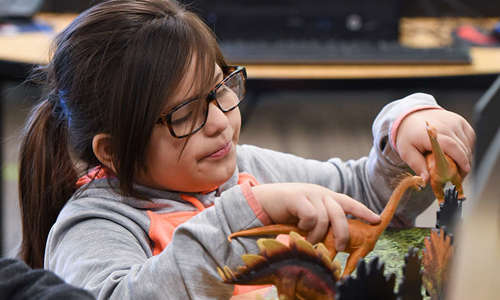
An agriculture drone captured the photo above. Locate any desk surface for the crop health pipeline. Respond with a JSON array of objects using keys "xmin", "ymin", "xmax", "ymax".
[{"xmin": 1, "ymin": 14, "xmax": 500, "ymax": 79}]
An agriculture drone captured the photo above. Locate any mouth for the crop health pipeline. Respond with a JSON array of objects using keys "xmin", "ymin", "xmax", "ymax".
[{"xmin": 205, "ymin": 141, "xmax": 232, "ymax": 160}]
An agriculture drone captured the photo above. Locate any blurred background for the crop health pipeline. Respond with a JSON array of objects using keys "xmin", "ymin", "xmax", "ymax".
[{"xmin": 1, "ymin": 0, "xmax": 499, "ymax": 258}]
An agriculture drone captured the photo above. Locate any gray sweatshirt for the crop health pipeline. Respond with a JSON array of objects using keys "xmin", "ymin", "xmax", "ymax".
[{"xmin": 45, "ymin": 93, "xmax": 439, "ymax": 299}]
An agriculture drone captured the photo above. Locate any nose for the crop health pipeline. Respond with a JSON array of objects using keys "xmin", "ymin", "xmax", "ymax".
[{"xmin": 203, "ymin": 101, "xmax": 229, "ymax": 136}]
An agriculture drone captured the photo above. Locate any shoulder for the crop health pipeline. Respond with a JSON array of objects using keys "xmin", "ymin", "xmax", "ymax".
[
  {"xmin": 52, "ymin": 182, "xmax": 152, "ymax": 241},
  {"xmin": 45, "ymin": 186, "xmax": 154, "ymax": 269},
  {"xmin": 236, "ymin": 144, "xmax": 314, "ymax": 180},
  {"xmin": 61, "ymin": 182, "xmax": 134, "ymax": 219},
  {"xmin": 236, "ymin": 144, "xmax": 291, "ymax": 159},
  {"xmin": 237, "ymin": 144, "xmax": 309, "ymax": 163},
  {"xmin": 236, "ymin": 144, "xmax": 284, "ymax": 166}
]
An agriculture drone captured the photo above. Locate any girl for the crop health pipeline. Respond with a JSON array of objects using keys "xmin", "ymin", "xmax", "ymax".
[{"xmin": 18, "ymin": 0, "xmax": 474, "ymax": 299}]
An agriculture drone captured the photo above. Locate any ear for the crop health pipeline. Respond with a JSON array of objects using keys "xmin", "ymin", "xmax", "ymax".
[{"xmin": 92, "ymin": 133, "xmax": 116, "ymax": 172}]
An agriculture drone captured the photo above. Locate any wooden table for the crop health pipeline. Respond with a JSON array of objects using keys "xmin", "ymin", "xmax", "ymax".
[{"xmin": 1, "ymin": 14, "xmax": 500, "ymax": 80}]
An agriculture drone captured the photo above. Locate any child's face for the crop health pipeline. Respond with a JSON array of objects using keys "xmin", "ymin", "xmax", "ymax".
[{"xmin": 136, "ymin": 63, "xmax": 241, "ymax": 192}]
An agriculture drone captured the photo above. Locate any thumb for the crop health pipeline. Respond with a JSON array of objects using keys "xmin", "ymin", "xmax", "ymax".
[{"xmin": 400, "ymin": 145, "xmax": 429, "ymax": 182}]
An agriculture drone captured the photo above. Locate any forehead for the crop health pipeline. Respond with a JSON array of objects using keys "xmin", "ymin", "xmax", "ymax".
[{"xmin": 169, "ymin": 59, "xmax": 221, "ymax": 107}]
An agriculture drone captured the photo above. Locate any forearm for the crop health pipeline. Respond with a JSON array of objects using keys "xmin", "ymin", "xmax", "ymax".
[{"xmin": 364, "ymin": 93, "xmax": 440, "ymax": 225}]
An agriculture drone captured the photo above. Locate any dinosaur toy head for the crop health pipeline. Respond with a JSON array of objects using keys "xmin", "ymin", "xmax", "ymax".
[
  {"xmin": 395, "ymin": 173, "xmax": 426, "ymax": 190},
  {"xmin": 414, "ymin": 175, "xmax": 426, "ymax": 190}
]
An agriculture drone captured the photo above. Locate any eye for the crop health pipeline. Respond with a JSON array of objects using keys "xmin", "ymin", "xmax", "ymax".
[
  {"xmin": 216, "ymin": 84, "xmax": 231, "ymax": 97},
  {"xmin": 171, "ymin": 109, "xmax": 193, "ymax": 126}
]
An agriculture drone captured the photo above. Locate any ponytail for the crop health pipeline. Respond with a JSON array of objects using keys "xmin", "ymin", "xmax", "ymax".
[{"xmin": 18, "ymin": 97, "xmax": 77, "ymax": 268}]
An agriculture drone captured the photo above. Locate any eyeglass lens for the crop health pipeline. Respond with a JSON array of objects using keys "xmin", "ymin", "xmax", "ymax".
[
  {"xmin": 170, "ymin": 70, "xmax": 245, "ymax": 137},
  {"xmin": 215, "ymin": 71, "xmax": 245, "ymax": 111}
]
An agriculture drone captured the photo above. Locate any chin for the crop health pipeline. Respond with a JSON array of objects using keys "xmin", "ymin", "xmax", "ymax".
[
  {"xmin": 216, "ymin": 166, "xmax": 237, "ymax": 184},
  {"xmin": 195, "ymin": 152, "xmax": 237, "ymax": 191},
  {"xmin": 210, "ymin": 161, "xmax": 237, "ymax": 186}
]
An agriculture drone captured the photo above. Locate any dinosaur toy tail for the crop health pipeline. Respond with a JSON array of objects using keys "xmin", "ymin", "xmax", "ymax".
[
  {"xmin": 426, "ymin": 122, "xmax": 451, "ymax": 179},
  {"xmin": 228, "ymin": 225, "xmax": 304, "ymax": 242}
]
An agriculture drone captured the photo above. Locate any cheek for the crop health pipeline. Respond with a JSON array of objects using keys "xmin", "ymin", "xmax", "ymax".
[
  {"xmin": 229, "ymin": 108, "xmax": 242, "ymax": 140},
  {"xmin": 143, "ymin": 130, "xmax": 185, "ymax": 181}
]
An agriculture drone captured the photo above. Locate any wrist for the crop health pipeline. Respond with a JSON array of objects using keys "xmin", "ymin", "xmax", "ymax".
[{"xmin": 241, "ymin": 182, "xmax": 272, "ymax": 225}]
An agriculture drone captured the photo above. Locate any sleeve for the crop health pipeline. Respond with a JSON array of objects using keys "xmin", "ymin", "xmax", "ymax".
[
  {"xmin": 237, "ymin": 93, "xmax": 440, "ymax": 226},
  {"xmin": 45, "ymin": 185, "xmax": 264, "ymax": 300},
  {"xmin": 0, "ymin": 258, "xmax": 95, "ymax": 300}
]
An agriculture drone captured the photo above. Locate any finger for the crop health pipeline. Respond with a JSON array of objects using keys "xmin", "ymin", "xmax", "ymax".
[
  {"xmin": 451, "ymin": 131, "xmax": 471, "ymax": 163},
  {"xmin": 323, "ymin": 197, "xmax": 349, "ymax": 251},
  {"xmin": 398, "ymin": 144, "xmax": 430, "ymax": 182},
  {"xmin": 330, "ymin": 193, "xmax": 380, "ymax": 224},
  {"xmin": 454, "ymin": 130, "xmax": 473, "ymax": 162},
  {"xmin": 290, "ymin": 197, "xmax": 318, "ymax": 232},
  {"xmin": 305, "ymin": 197, "xmax": 330, "ymax": 244},
  {"xmin": 438, "ymin": 135, "xmax": 470, "ymax": 175},
  {"xmin": 461, "ymin": 121, "xmax": 476, "ymax": 154},
  {"xmin": 448, "ymin": 133, "xmax": 470, "ymax": 179}
]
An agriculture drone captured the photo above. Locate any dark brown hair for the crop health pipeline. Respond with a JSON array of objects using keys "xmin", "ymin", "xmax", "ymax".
[{"xmin": 19, "ymin": 0, "xmax": 226, "ymax": 268}]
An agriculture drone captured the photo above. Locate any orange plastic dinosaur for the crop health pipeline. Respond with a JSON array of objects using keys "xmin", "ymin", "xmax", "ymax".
[
  {"xmin": 228, "ymin": 174, "xmax": 425, "ymax": 278},
  {"xmin": 425, "ymin": 121, "xmax": 464, "ymax": 203}
]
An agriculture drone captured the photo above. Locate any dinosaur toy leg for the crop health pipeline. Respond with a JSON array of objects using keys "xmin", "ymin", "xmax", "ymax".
[
  {"xmin": 341, "ymin": 248, "xmax": 368, "ymax": 278},
  {"xmin": 451, "ymin": 173, "xmax": 465, "ymax": 199},
  {"xmin": 430, "ymin": 179, "xmax": 445, "ymax": 203}
]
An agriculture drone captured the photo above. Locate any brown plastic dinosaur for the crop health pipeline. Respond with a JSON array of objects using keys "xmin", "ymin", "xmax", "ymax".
[
  {"xmin": 219, "ymin": 232, "xmax": 341, "ymax": 300},
  {"xmin": 425, "ymin": 121, "xmax": 464, "ymax": 204},
  {"xmin": 228, "ymin": 174, "xmax": 425, "ymax": 278}
]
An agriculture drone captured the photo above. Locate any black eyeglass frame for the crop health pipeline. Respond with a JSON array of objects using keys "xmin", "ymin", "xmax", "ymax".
[{"xmin": 156, "ymin": 65, "xmax": 247, "ymax": 138}]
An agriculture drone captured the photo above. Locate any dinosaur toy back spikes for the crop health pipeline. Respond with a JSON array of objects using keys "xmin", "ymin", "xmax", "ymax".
[
  {"xmin": 228, "ymin": 174, "xmax": 425, "ymax": 278},
  {"xmin": 425, "ymin": 121, "xmax": 464, "ymax": 203}
]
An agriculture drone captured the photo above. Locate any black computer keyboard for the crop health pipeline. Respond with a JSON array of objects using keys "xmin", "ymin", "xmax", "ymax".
[{"xmin": 219, "ymin": 40, "xmax": 471, "ymax": 65}]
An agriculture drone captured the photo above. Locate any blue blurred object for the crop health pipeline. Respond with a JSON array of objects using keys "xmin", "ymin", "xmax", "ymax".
[
  {"xmin": 0, "ymin": 19, "xmax": 52, "ymax": 35},
  {"xmin": 492, "ymin": 22, "xmax": 500, "ymax": 40}
]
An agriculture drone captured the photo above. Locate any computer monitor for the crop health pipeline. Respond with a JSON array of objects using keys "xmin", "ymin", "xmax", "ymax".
[
  {"xmin": 472, "ymin": 76, "xmax": 500, "ymax": 201},
  {"xmin": 473, "ymin": 77, "xmax": 500, "ymax": 171},
  {"xmin": 187, "ymin": 0, "xmax": 401, "ymax": 42}
]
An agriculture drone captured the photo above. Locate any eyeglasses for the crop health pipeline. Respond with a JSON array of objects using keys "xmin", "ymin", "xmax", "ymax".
[{"xmin": 156, "ymin": 66, "xmax": 247, "ymax": 138}]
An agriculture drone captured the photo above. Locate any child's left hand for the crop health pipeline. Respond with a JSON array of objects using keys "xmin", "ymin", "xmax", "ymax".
[{"xmin": 395, "ymin": 108, "xmax": 475, "ymax": 182}]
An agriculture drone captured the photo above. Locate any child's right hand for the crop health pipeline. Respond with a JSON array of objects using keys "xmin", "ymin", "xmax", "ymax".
[{"xmin": 252, "ymin": 183, "xmax": 381, "ymax": 251}]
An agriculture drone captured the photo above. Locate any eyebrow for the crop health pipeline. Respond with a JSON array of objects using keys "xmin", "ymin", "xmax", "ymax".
[{"xmin": 160, "ymin": 69, "xmax": 226, "ymax": 115}]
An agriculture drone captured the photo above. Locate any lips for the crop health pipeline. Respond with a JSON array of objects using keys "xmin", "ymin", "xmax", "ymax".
[{"xmin": 206, "ymin": 141, "xmax": 232, "ymax": 159}]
